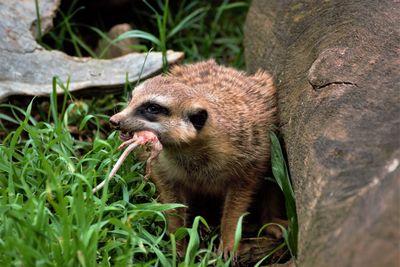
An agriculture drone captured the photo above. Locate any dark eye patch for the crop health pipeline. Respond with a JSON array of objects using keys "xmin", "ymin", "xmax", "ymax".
[
  {"xmin": 188, "ymin": 109, "xmax": 208, "ymax": 131},
  {"xmin": 135, "ymin": 101, "xmax": 170, "ymax": 121}
]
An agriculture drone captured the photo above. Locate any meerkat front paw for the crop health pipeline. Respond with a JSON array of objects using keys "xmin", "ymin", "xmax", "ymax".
[{"xmin": 218, "ymin": 240, "xmax": 239, "ymax": 264}]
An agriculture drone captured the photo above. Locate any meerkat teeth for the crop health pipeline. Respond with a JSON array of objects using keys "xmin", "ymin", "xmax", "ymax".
[{"xmin": 120, "ymin": 131, "xmax": 133, "ymax": 141}]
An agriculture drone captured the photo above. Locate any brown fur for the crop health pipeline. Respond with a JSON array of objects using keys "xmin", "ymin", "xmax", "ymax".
[{"xmin": 110, "ymin": 59, "xmax": 286, "ymax": 256}]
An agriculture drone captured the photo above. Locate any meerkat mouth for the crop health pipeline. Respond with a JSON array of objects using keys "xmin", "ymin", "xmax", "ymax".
[
  {"xmin": 120, "ymin": 130, "xmax": 160, "ymax": 142},
  {"xmin": 93, "ymin": 130, "xmax": 162, "ymax": 193},
  {"xmin": 120, "ymin": 131, "xmax": 133, "ymax": 141}
]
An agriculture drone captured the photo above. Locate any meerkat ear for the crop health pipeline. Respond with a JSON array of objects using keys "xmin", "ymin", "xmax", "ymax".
[{"xmin": 188, "ymin": 109, "xmax": 208, "ymax": 131}]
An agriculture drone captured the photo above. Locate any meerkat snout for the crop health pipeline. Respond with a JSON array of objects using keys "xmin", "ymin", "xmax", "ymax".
[
  {"xmin": 109, "ymin": 115, "xmax": 121, "ymax": 129},
  {"xmin": 110, "ymin": 112, "xmax": 130, "ymax": 130}
]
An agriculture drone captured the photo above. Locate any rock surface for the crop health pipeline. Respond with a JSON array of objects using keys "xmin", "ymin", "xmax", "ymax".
[
  {"xmin": 0, "ymin": 0, "xmax": 183, "ymax": 102},
  {"xmin": 245, "ymin": 1, "xmax": 400, "ymax": 266}
]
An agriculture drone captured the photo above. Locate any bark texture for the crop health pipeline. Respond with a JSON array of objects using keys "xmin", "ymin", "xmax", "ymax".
[{"xmin": 245, "ymin": 1, "xmax": 400, "ymax": 266}]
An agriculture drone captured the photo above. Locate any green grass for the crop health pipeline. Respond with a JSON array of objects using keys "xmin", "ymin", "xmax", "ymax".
[
  {"xmin": 270, "ymin": 132, "xmax": 298, "ymax": 259},
  {"xmin": 0, "ymin": 0, "xmax": 298, "ymax": 265},
  {"xmin": 0, "ymin": 87, "xmax": 297, "ymax": 266},
  {"xmin": 0, "ymin": 78, "xmax": 235, "ymax": 266}
]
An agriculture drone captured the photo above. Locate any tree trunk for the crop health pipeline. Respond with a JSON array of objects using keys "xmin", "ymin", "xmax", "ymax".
[{"xmin": 245, "ymin": 1, "xmax": 400, "ymax": 266}]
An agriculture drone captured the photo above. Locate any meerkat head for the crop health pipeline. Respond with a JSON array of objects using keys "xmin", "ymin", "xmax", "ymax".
[{"xmin": 109, "ymin": 76, "xmax": 209, "ymax": 147}]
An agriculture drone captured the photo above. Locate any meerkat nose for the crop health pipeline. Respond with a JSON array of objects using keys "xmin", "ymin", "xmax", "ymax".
[{"xmin": 109, "ymin": 115, "xmax": 121, "ymax": 129}]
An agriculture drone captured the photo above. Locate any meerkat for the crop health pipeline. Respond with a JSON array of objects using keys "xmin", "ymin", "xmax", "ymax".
[{"xmin": 109, "ymin": 59, "xmax": 286, "ymax": 257}]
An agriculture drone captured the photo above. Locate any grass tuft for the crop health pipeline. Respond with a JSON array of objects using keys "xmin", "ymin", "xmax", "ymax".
[{"xmin": 270, "ymin": 131, "xmax": 299, "ymax": 259}]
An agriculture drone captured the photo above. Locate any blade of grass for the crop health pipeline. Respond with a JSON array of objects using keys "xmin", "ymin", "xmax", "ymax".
[
  {"xmin": 167, "ymin": 7, "xmax": 206, "ymax": 39},
  {"xmin": 270, "ymin": 131, "xmax": 298, "ymax": 258},
  {"xmin": 99, "ymin": 30, "xmax": 160, "ymax": 59},
  {"xmin": 34, "ymin": 0, "xmax": 42, "ymax": 43}
]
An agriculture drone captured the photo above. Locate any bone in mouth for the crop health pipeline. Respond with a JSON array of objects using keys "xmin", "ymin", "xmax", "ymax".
[{"xmin": 92, "ymin": 131, "xmax": 162, "ymax": 193}]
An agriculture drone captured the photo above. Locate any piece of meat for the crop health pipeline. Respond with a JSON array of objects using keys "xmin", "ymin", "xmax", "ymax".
[{"xmin": 92, "ymin": 131, "xmax": 162, "ymax": 193}]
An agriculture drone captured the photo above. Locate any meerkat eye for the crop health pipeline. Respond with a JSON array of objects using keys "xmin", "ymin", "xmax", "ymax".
[
  {"xmin": 188, "ymin": 109, "xmax": 208, "ymax": 131},
  {"xmin": 136, "ymin": 102, "xmax": 170, "ymax": 120},
  {"xmin": 146, "ymin": 103, "xmax": 163, "ymax": 114}
]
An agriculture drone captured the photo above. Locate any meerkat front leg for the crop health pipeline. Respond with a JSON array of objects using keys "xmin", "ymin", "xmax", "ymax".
[{"xmin": 220, "ymin": 181, "xmax": 258, "ymax": 258}]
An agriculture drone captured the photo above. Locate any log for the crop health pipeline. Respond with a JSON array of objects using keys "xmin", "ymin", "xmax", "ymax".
[
  {"xmin": 0, "ymin": 0, "xmax": 183, "ymax": 102},
  {"xmin": 245, "ymin": 1, "xmax": 400, "ymax": 266}
]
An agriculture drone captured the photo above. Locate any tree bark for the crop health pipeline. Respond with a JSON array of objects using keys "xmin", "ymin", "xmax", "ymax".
[{"xmin": 245, "ymin": 1, "xmax": 400, "ymax": 266}]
